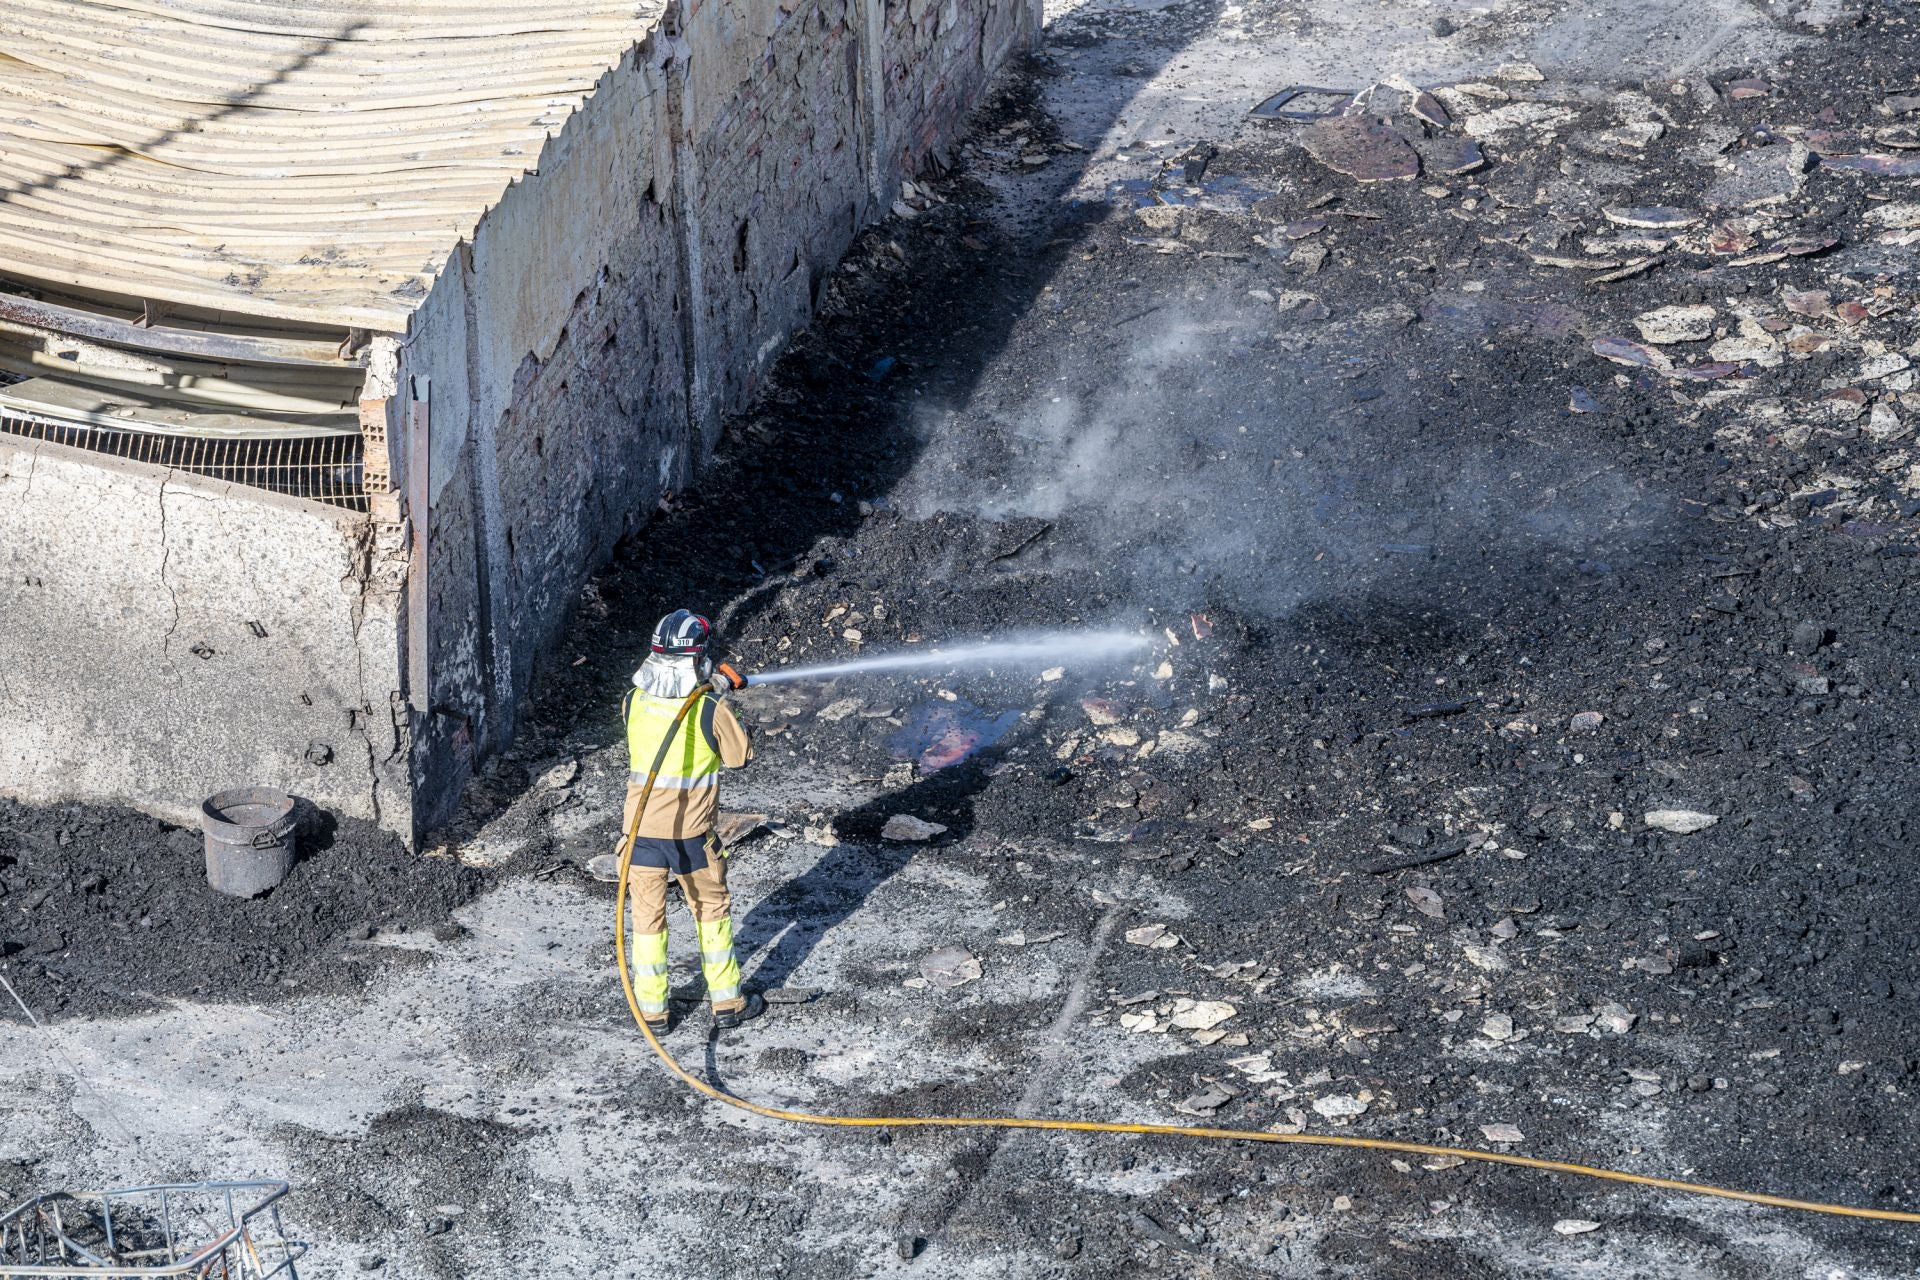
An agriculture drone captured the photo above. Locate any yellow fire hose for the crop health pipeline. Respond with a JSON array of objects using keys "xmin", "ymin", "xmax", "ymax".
[{"xmin": 613, "ymin": 689, "xmax": 1920, "ymax": 1225}]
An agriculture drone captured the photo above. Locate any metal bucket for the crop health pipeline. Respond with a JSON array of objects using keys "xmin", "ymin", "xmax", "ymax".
[{"xmin": 200, "ymin": 787, "xmax": 298, "ymax": 898}]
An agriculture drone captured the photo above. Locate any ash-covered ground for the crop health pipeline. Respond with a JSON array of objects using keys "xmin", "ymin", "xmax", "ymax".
[{"xmin": 6, "ymin": 0, "xmax": 1920, "ymax": 1276}]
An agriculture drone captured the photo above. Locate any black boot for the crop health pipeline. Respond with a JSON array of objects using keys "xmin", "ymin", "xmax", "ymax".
[{"xmin": 712, "ymin": 992, "xmax": 766, "ymax": 1031}]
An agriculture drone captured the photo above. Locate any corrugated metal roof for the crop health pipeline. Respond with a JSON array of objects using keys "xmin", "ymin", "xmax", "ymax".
[{"xmin": 0, "ymin": 0, "xmax": 666, "ymax": 331}]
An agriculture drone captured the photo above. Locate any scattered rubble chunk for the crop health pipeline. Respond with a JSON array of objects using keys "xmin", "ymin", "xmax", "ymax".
[
  {"xmin": 1600, "ymin": 122, "xmax": 1664, "ymax": 150},
  {"xmin": 1080, "ymin": 698, "xmax": 1125, "ymax": 726},
  {"xmin": 1866, "ymin": 402, "xmax": 1905, "ymax": 439},
  {"xmin": 1705, "ymin": 143, "xmax": 1812, "ymax": 208},
  {"xmin": 1464, "ymin": 102, "xmax": 1578, "ymax": 141},
  {"xmin": 1554, "ymin": 1219, "xmax": 1601, "ymax": 1236},
  {"xmin": 1821, "ymin": 153, "xmax": 1920, "ymax": 177},
  {"xmin": 1404, "ymin": 886, "xmax": 1445, "ymax": 919},
  {"xmin": 1275, "ymin": 291, "xmax": 1331, "ymax": 321},
  {"xmin": 1125, "ymin": 923, "xmax": 1180, "ymax": 948},
  {"xmin": 1133, "ymin": 205, "xmax": 1182, "ymax": 234},
  {"xmin": 1589, "ymin": 232, "xmax": 1675, "ymax": 256},
  {"xmin": 1292, "ymin": 243, "xmax": 1329, "ymax": 274},
  {"xmin": 1424, "ymin": 138, "xmax": 1486, "ymax": 175},
  {"xmin": 1169, "ymin": 999, "xmax": 1236, "ymax": 1030},
  {"xmin": 1863, "ymin": 202, "xmax": 1920, "ymax": 230},
  {"xmin": 1481, "ymin": 1013, "xmax": 1516, "ymax": 1041},
  {"xmin": 1669, "ymin": 361, "xmax": 1742, "ymax": 383},
  {"xmin": 1587, "ymin": 256, "xmax": 1664, "ymax": 285},
  {"xmin": 1593, "ymin": 1003, "xmax": 1637, "ymax": 1034},
  {"xmin": 918, "ymin": 946, "xmax": 981, "ymax": 989},
  {"xmin": 1453, "ymin": 82, "xmax": 1510, "ymax": 102},
  {"xmin": 1593, "ymin": 336, "xmax": 1673, "ymax": 371},
  {"xmin": 1412, "ymin": 91, "xmax": 1450, "ymax": 128},
  {"xmin": 1175, "ymin": 1084, "xmax": 1234, "ymax": 1116},
  {"xmin": 1300, "ymin": 116, "xmax": 1420, "ymax": 182},
  {"xmin": 1644, "ymin": 809, "xmax": 1719, "ymax": 834},
  {"xmin": 1569, "ymin": 710, "xmax": 1606, "ymax": 731},
  {"xmin": 715, "ymin": 811, "xmax": 770, "ymax": 845},
  {"xmin": 1479, "ymin": 1123, "xmax": 1525, "ymax": 1144},
  {"xmin": 881, "ymin": 814, "xmax": 947, "ymax": 842},
  {"xmin": 1494, "ymin": 62, "xmax": 1544, "ymax": 82},
  {"xmin": 1602, "ymin": 206, "xmax": 1699, "ymax": 230},
  {"xmin": 1531, "ymin": 252, "xmax": 1622, "ymax": 270},
  {"xmin": 817, "ymin": 697, "xmax": 863, "ymax": 722},
  {"xmin": 1705, "ymin": 225, "xmax": 1757, "ymax": 256},
  {"xmin": 1250, "ymin": 86, "xmax": 1354, "ymax": 122},
  {"xmin": 1784, "ymin": 290, "xmax": 1832, "ymax": 318},
  {"xmin": 1633, "ymin": 304, "xmax": 1716, "ymax": 344},
  {"xmin": 1780, "ymin": 234, "xmax": 1840, "ymax": 255},
  {"xmin": 1726, "ymin": 79, "xmax": 1771, "ymax": 100},
  {"xmin": 1568, "ymin": 387, "xmax": 1602, "ymax": 414},
  {"xmin": 1462, "ymin": 943, "xmax": 1509, "ymax": 972},
  {"xmin": 1789, "ymin": 619, "xmax": 1830, "ymax": 655},
  {"xmin": 535, "ymin": 758, "xmax": 580, "ymax": 791},
  {"xmin": 1313, "ymin": 1093, "xmax": 1370, "ymax": 1118}
]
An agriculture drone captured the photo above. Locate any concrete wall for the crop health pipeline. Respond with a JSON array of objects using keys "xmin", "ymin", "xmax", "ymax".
[
  {"xmin": 399, "ymin": 0, "xmax": 1037, "ymax": 834},
  {"xmin": 0, "ymin": 436, "xmax": 410, "ymax": 830}
]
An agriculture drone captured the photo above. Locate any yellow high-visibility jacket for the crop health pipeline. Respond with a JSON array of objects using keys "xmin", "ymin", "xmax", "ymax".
[{"xmin": 623, "ymin": 690, "xmax": 751, "ymax": 838}]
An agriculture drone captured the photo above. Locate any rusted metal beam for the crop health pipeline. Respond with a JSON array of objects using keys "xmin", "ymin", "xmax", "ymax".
[{"xmin": 0, "ymin": 288, "xmax": 369, "ymax": 368}]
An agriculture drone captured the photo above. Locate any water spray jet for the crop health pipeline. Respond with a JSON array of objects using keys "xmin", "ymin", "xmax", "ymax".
[{"xmin": 722, "ymin": 629, "xmax": 1151, "ymax": 688}]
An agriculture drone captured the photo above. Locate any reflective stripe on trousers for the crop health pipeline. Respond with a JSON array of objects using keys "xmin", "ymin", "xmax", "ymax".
[
  {"xmin": 632, "ymin": 930, "xmax": 670, "ymax": 1015},
  {"xmin": 624, "ymin": 852, "xmax": 744, "ymax": 1013},
  {"xmin": 696, "ymin": 916, "xmax": 742, "ymax": 1003}
]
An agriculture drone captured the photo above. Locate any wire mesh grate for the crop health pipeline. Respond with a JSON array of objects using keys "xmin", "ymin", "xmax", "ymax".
[
  {"xmin": 0, "ymin": 1180, "xmax": 304, "ymax": 1278},
  {"xmin": 0, "ymin": 408, "xmax": 366, "ymax": 512}
]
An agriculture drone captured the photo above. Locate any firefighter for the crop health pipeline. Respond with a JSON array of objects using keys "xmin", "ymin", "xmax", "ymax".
[{"xmin": 615, "ymin": 609, "xmax": 762, "ymax": 1031}]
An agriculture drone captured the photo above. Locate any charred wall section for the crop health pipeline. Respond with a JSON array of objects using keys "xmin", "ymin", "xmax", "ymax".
[{"xmin": 400, "ymin": 0, "xmax": 1039, "ymax": 835}]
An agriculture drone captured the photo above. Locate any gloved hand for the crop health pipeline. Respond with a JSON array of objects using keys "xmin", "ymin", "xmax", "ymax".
[{"xmin": 706, "ymin": 662, "xmax": 745, "ymax": 698}]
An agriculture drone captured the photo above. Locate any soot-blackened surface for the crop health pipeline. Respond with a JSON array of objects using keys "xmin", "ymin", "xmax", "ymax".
[
  {"xmin": 480, "ymin": 31, "xmax": 1917, "ymax": 1274},
  {"xmin": 0, "ymin": 800, "xmax": 482, "ymax": 1018}
]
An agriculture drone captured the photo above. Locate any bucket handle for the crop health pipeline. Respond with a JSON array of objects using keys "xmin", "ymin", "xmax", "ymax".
[{"xmin": 249, "ymin": 820, "xmax": 295, "ymax": 849}]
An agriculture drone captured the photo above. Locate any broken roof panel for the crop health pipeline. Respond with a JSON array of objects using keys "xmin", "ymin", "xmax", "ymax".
[{"xmin": 0, "ymin": 0, "xmax": 668, "ymax": 331}]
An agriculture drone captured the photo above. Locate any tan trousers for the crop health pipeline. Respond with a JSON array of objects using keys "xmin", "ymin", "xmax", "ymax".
[{"xmin": 625, "ymin": 853, "xmax": 745, "ymax": 1018}]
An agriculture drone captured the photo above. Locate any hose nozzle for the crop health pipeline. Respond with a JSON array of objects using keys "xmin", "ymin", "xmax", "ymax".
[{"xmin": 715, "ymin": 662, "xmax": 747, "ymax": 691}]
